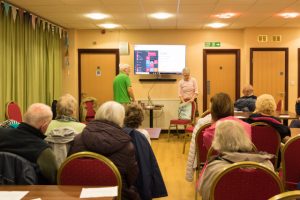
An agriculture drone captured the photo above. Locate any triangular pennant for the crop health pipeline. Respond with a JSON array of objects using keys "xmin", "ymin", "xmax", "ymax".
[
  {"xmin": 11, "ymin": 6, "xmax": 17, "ymax": 21},
  {"xmin": 3, "ymin": 2, "xmax": 10, "ymax": 15},
  {"xmin": 31, "ymin": 14, "xmax": 36, "ymax": 29},
  {"xmin": 19, "ymin": 8, "xmax": 24, "ymax": 19}
]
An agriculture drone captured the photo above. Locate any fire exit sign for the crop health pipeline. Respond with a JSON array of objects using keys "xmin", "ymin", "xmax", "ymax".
[{"xmin": 205, "ymin": 42, "xmax": 221, "ymax": 47}]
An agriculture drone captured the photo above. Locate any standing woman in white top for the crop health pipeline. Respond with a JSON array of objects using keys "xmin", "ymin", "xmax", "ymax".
[{"xmin": 178, "ymin": 68, "xmax": 199, "ymax": 116}]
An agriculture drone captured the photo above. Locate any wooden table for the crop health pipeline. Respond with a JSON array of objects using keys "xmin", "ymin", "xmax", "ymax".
[
  {"xmin": 143, "ymin": 105, "xmax": 163, "ymax": 128},
  {"xmin": 0, "ymin": 185, "xmax": 114, "ymax": 200}
]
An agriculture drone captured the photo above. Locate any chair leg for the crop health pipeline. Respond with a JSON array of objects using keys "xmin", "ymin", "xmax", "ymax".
[{"xmin": 168, "ymin": 124, "xmax": 172, "ymax": 142}]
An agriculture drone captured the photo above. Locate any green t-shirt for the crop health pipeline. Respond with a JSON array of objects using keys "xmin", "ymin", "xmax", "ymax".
[{"xmin": 113, "ymin": 72, "xmax": 132, "ymax": 103}]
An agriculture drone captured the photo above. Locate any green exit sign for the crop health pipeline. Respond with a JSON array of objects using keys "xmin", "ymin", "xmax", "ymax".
[{"xmin": 205, "ymin": 42, "xmax": 221, "ymax": 47}]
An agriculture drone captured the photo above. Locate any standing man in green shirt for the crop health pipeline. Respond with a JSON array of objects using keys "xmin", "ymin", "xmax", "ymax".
[{"xmin": 113, "ymin": 64, "xmax": 135, "ymax": 104}]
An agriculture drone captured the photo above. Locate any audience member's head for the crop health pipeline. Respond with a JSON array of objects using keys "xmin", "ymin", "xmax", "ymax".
[
  {"xmin": 119, "ymin": 64, "xmax": 130, "ymax": 75},
  {"xmin": 182, "ymin": 68, "xmax": 191, "ymax": 81},
  {"xmin": 95, "ymin": 101, "xmax": 125, "ymax": 127},
  {"xmin": 23, "ymin": 103, "xmax": 53, "ymax": 133},
  {"xmin": 242, "ymin": 85, "xmax": 254, "ymax": 96},
  {"xmin": 56, "ymin": 94, "xmax": 77, "ymax": 118},
  {"xmin": 212, "ymin": 120, "xmax": 253, "ymax": 153},
  {"xmin": 210, "ymin": 92, "xmax": 233, "ymax": 122},
  {"xmin": 255, "ymin": 94, "xmax": 276, "ymax": 116},
  {"xmin": 124, "ymin": 104, "xmax": 144, "ymax": 128}
]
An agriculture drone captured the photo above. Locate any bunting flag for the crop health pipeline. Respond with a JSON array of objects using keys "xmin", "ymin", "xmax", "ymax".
[
  {"xmin": 11, "ymin": 6, "xmax": 17, "ymax": 22},
  {"xmin": 3, "ymin": 2, "xmax": 10, "ymax": 15},
  {"xmin": 31, "ymin": 14, "xmax": 37, "ymax": 29},
  {"xmin": 18, "ymin": 8, "xmax": 24, "ymax": 19}
]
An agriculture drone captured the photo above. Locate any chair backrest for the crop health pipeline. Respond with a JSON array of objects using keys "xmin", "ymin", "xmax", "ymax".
[
  {"xmin": 200, "ymin": 109, "xmax": 211, "ymax": 118},
  {"xmin": 80, "ymin": 97, "xmax": 98, "ymax": 122},
  {"xmin": 276, "ymin": 100, "xmax": 282, "ymax": 112},
  {"xmin": 210, "ymin": 161, "xmax": 284, "ymax": 200},
  {"xmin": 251, "ymin": 122, "xmax": 281, "ymax": 167},
  {"xmin": 281, "ymin": 135, "xmax": 300, "ymax": 190},
  {"xmin": 268, "ymin": 191, "xmax": 300, "ymax": 200},
  {"xmin": 0, "ymin": 151, "xmax": 38, "ymax": 185},
  {"xmin": 191, "ymin": 101, "xmax": 197, "ymax": 124},
  {"xmin": 5, "ymin": 101, "xmax": 22, "ymax": 122},
  {"xmin": 58, "ymin": 151, "xmax": 122, "ymax": 200},
  {"xmin": 195, "ymin": 123, "xmax": 212, "ymax": 167}
]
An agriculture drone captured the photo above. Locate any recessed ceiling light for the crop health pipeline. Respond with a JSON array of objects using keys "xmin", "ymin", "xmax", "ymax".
[
  {"xmin": 85, "ymin": 13, "xmax": 109, "ymax": 20},
  {"xmin": 150, "ymin": 12, "xmax": 173, "ymax": 19},
  {"xmin": 206, "ymin": 23, "xmax": 228, "ymax": 28},
  {"xmin": 216, "ymin": 13, "xmax": 236, "ymax": 19},
  {"xmin": 98, "ymin": 23, "xmax": 120, "ymax": 29},
  {"xmin": 278, "ymin": 12, "xmax": 299, "ymax": 19}
]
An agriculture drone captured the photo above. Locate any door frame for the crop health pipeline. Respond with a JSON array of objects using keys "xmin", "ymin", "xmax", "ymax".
[
  {"xmin": 78, "ymin": 49, "xmax": 120, "ymax": 108},
  {"xmin": 203, "ymin": 49, "xmax": 241, "ymax": 111},
  {"xmin": 298, "ymin": 48, "xmax": 300, "ymax": 97},
  {"xmin": 250, "ymin": 48, "xmax": 288, "ymax": 110}
]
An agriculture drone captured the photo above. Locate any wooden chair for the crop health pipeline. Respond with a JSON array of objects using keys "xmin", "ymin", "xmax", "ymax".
[
  {"xmin": 210, "ymin": 161, "xmax": 284, "ymax": 200},
  {"xmin": 80, "ymin": 97, "xmax": 98, "ymax": 122},
  {"xmin": 268, "ymin": 191, "xmax": 300, "ymax": 200},
  {"xmin": 251, "ymin": 122, "xmax": 281, "ymax": 168},
  {"xmin": 58, "ymin": 151, "xmax": 122, "ymax": 200},
  {"xmin": 5, "ymin": 101, "xmax": 22, "ymax": 122},
  {"xmin": 281, "ymin": 135, "xmax": 300, "ymax": 190},
  {"xmin": 168, "ymin": 101, "xmax": 196, "ymax": 142}
]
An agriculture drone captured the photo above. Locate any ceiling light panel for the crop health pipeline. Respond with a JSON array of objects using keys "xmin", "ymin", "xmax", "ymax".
[{"xmin": 86, "ymin": 13, "xmax": 109, "ymax": 20}]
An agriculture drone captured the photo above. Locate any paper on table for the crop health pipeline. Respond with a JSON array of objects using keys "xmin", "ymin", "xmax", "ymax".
[
  {"xmin": 0, "ymin": 191, "xmax": 29, "ymax": 200},
  {"xmin": 279, "ymin": 115, "xmax": 290, "ymax": 118},
  {"xmin": 80, "ymin": 186, "xmax": 118, "ymax": 198}
]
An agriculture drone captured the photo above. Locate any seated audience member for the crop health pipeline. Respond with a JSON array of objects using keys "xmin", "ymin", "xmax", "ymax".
[
  {"xmin": 0, "ymin": 119, "xmax": 19, "ymax": 128},
  {"xmin": 69, "ymin": 101, "xmax": 140, "ymax": 200},
  {"xmin": 203, "ymin": 93, "xmax": 251, "ymax": 150},
  {"xmin": 186, "ymin": 113, "xmax": 212, "ymax": 182},
  {"xmin": 46, "ymin": 94, "xmax": 85, "ymax": 135},
  {"xmin": 124, "ymin": 103, "xmax": 151, "ymax": 144},
  {"xmin": 198, "ymin": 120, "xmax": 274, "ymax": 200},
  {"xmin": 0, "ymin": 103, "xmax": 58, "ymax": 184},
  {"xmin": 123, "ymin": 104, "xmax": 168, "ymax": 200},
  {"xmin": 246, "ymin": 94, "xmax": 291, "ymax": 143},
  {"xmin": 290, "ymin": 97, "xmax": 300, "ymax": 128},
  {"xmin": 234, "ymin": 84, "xmax": 257, "ymax": 112}
]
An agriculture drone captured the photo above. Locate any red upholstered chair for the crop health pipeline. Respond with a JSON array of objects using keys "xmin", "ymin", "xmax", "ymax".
[
  {"xmin": 5, "ymin": 101, "xmax": 22, "ymax": 122},
  {"xmin": 168, "ymin": 101, "xmax": 196, "ymax": 142},
  {"xmin": 80, "ymin": 97, "xmax": 98, "ymax": 122},
  {"xmin": 58, "ymin": 151, "xmax": 122, "ymax": 200},
  {"xmin": 251, "ymin": 122, "xmax": 281, "ymax": 168},
  {"xmin": 195, "ymin": 123, "xmax": 212, "ymax": 171},
  {"xmin": 276, "ymin": 99, "xmax": 282, "ymax": 112},
  {"xmin": 210, "ymin": 161, "xmax": 284, "ymax": 200},
  {"xmin": 281, "ymin": 135, "xmax": 300, "ymax": 190},
  {"xmin": 269, "ymin": 191, "xmax": 300, "ymax": 200}
]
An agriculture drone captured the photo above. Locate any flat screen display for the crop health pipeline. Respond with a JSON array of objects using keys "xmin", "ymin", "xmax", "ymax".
[{"xmin": 134, "ymin": 44, "xmax": 186, "ymax": 74}]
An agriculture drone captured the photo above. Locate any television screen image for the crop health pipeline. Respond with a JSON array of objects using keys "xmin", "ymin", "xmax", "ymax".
[{"xmin": 134, "ymin": 44, "xmax": 186, "ymax": 74}]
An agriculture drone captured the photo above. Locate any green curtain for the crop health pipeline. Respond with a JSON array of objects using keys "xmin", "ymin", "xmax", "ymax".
[{"xmin": 0, "ymin": 3, "xmax": 62, "ymax": 121}]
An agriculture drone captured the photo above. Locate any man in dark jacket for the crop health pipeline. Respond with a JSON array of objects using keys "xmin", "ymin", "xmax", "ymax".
[
  {"xmin": 69, "ymin": 101, "xmax": 140, "ymax": 200},
  {"xmin": 234, "ymin": 85, "xmax": 257, "ymax": 112},
  {"xmin": 0, "ymin": 103, "xmax": 58, "ymax": 184}
]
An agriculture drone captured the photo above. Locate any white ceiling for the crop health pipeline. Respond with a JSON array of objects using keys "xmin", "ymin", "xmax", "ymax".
[{"xmin": 5, "ymin": 0, "xmax": 300, "ymax": 29}]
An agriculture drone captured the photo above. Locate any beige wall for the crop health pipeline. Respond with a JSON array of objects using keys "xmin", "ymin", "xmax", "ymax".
[{"xmin": 62, "ymin": 28, "xmax": 300, "ymax": 127}]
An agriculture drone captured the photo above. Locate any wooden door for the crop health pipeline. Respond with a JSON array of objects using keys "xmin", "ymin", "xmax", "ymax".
[
  {"xmin": 203, "ymin": 49, "xmax": 240, "ymax": 111},
  {"xmin": 79, "ymin": 49, "xmax": 119, "ymax": 107},
  {"xmin": 250, "ymin": 48, "xmax": 288, "ymax": 110}
]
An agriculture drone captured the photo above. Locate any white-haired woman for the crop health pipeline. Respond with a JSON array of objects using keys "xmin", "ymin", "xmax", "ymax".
[
  {"xmin": 46, "ymin": 94, "xmax": 86, "ymax": 135},
  {"xmin": 246, "ymin": 94, "xmax": 290, "ymax": 143},
  {"xmin": 69, "ymin": 101, "xmax": 140, "ymax": 200},
  {"xmin": 198, "ymin": 120, "xmax": 274, "ymax": 200}
]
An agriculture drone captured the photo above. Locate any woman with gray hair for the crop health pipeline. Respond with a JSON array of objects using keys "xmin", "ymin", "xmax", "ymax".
[
  {"xmin": 46, "ymin": 94, "xmax": 86, "ymax": 135},
  {"xmin": 69, "ymin": 101, "xmax": 140, "ymax": 200},
  {"xmin": 198, "ymin": 120, "xmax": 274, "ymax": 200}
]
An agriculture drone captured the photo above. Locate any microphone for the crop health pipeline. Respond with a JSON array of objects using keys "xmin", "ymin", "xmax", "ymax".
[{"xmin": 148, "ymin": 83, "xmax": 155, "ymax": 106}]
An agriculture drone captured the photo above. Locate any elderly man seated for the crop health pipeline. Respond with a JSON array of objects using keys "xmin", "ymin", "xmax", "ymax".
[
  {"xmin": 0, "ymin": 103, "xmax": 58, "ymax": 184},
  {"xmin": 234, "ymin": 84, "xmax": 257, "ymax": 112}
]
